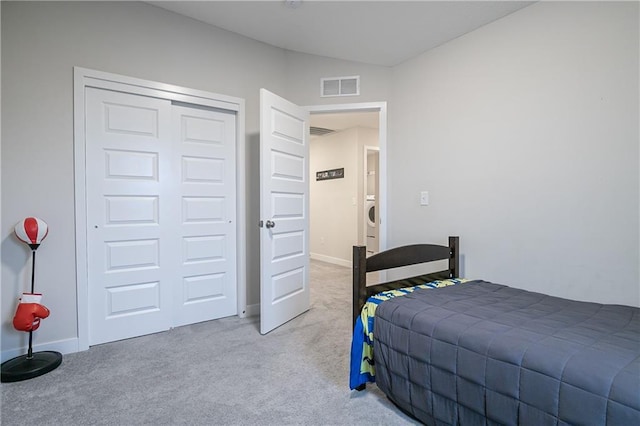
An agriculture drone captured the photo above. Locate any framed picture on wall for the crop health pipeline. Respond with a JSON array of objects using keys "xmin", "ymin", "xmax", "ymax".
[{"xmin": 316, "ymin": 168, "xmax": 344, "ymax": 181}]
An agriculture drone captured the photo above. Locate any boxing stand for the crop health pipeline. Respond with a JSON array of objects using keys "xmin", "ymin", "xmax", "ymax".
[{"xmin": 1, "ymin": 218, "xmax": 63, "ymax": 383}]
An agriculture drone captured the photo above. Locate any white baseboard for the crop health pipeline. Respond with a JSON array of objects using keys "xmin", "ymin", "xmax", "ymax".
[
  {"xmin": 245, "ymin": 303, "xmax": 260, "ymax": 317},
  {"xmin": 1, "ymin": 337, "xmax": 80, "ymax": 363},
  {"xmin": 310, "ymin": 253, "xmax": 351, "ymax": 268}
]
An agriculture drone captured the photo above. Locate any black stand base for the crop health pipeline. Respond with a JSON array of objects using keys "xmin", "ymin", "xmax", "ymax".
[{"xmin": 1, "ymin": 351, "xmax": 62, "ymax": 383}]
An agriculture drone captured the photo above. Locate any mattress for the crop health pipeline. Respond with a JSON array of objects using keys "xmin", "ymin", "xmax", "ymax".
[{"xmin": 373, "ymin": 280, "xmax": 640, "ymax": 425}]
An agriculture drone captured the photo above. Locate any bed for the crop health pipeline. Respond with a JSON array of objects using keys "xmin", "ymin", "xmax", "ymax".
[{"xmin": 350, "ymin": 237, "xmax": 640, "ymax": 425}]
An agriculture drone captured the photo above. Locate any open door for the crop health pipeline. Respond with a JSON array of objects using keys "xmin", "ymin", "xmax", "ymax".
[{"xmin": 259, "ymin": 89, "xmax": 310, "ymax": 334}]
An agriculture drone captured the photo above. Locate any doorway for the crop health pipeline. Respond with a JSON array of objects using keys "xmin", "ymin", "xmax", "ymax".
[{"xmin": 306, "ymin": 103, "xmax": 387, "ymax": 267}]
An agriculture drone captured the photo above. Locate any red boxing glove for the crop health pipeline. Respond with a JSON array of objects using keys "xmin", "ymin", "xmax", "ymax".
[{"xmin": 13, "ymin": 293, "xmax": 50, "ymax": 332}]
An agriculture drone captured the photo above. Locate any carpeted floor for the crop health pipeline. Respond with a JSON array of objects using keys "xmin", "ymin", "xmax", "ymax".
[{"xmin": 1, "ymin": 260, "xmax": 417, "ymax": 425}]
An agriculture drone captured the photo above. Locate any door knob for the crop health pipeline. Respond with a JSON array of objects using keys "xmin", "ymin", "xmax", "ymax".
[{"xmin": 265, "ymin": 220, "xmax": 276, "ymax": 229}]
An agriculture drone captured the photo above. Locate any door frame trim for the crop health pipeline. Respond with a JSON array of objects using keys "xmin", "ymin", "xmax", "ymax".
[
  {"xmin": 73, "ymin": 67, "xmax": 247, "ymax": 351},
  {"xmin": 305, "ymin": 102, "xmax": 388, "ymax": 251},
  {"xmin": 363, "ymin": 145, "xmax": 380, "ymax": 251}
]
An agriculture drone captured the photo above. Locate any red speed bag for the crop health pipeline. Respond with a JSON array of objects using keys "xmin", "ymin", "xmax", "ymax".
[{"xmin": 14, "ymin": 217, "xmax": 49, "ymax": 247}]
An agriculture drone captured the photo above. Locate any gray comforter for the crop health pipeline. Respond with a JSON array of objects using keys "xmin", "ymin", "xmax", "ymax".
[{"xmin": 374, "ymin": 280, "xmax": 640, "ymax": 425}]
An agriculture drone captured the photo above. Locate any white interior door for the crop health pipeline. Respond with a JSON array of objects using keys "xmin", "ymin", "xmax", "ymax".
[
  {"xmin": 171, "ymin": 104, "xmax": 237, "ymax": 327},
  {"xmin": 86, "ymin": 88, "xmax": 237, "ymax": 345},
  {"xmin": 86, "ymin": 88, "xmax": 174, "ymax": 345},
  {"xmin": 259, "ymin": 89, "xmax": 310, "ymax": 334}
]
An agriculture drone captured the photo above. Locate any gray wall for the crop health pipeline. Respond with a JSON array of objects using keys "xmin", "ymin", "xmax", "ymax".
[{"xmin": 388, "ymin": 1, "xmax": 639, "ymax": 305}]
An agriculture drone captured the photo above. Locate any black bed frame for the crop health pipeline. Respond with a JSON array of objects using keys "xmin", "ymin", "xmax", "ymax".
[
  {"xmin": 352, "ymin": 236, "xmax": 459, "ymax": 327},
  {"xmin": 351, "ymin": 236, "xmax": 459, "ymax": 391}
]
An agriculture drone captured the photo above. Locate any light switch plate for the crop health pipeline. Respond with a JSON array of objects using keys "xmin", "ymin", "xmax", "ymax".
[{"xmin": 420, "ymin": 191, "xmax": 429, "ymax": 206}]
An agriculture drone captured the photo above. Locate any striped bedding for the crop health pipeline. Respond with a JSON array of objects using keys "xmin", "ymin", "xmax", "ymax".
[{"xmin": 349, "ymin": 278, "xmax": 468, "ymax": 390}]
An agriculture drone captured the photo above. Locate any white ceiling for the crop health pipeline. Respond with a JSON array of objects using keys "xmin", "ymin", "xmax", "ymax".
[{"xmin": 150, "ymin": 0, "xmax": 535, "ymax": 67}]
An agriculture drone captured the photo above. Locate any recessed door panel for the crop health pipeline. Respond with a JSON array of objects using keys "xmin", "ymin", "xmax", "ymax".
[
  {"xmin": 272, "ymin": 151, "xmax": 304, "ymax": 181},
  {"xmin": 183, "ymin": 273, "xmax": 225, "ymax": 303},
  {"xmin": 105, "ymin": 149, "xmax": 158, "ymax": 180},
  {"xmin": 106, "ymin": 282, "xmax": 160, "ymax": 317},
  {"xmin": 272, "ymin": 232, "xmax": 304, "ymax": 261},
  {"xmin": 183, "ymin": 235, "xmax": 225, "ymax": 264},
  {"xmin": 272, "ymin": 108, "xmax": 304, "ymax": 144},
  {"xmin": 181, "ymin": 115, "xmax": 225, "ymax": 145},
  {"xmin": 105, "ymin": 239, "xmax": 159, "ymax": 272},
  {"xmin": 105, "ymin": 103, "xmax": 159, "ymax": 137},
  {"xmin": 182, "ymin": 156, "xmax": 224, "ymax": 183},
  {"xmin": 105, "ymin": 196, "xmax": 159, "ymax": 225},
  {"xmin": 271, "ymin": 193, "xmax": 304, "ymax": 219},
  {"xmin": 182, "ymin": 197, "xmax": 225, "ymax": 223},
  {"xmin": 271, "ymin": 267, "xmax": 305, "ymax": 304}
]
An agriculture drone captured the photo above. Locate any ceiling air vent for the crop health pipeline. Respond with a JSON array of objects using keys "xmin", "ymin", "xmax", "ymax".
[
  {"xmin": 321, "ymin": 75, "xmax": 360, "ymax": 97},
  {"xmin": 310, "ymin": 126, "xmax": 335, "ymax": 136}
]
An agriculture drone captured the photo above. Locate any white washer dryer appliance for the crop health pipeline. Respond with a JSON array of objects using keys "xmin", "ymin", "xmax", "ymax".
[{"xmin": 365, "ymin": 195, "xmax": 376, "ymax": 228}]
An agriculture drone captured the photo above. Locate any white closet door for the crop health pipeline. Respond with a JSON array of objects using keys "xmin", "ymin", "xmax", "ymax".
[
  {"xmin": 86, "ymin": 89, "xmax": 238, "ymax": 346},
  {"xmin": 86, "ymin": 88, "xmax": 174, "ymax": 345},
  {"xmin": 171, "ymin": 105, "xmax": 237, "ymax": 327}
]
